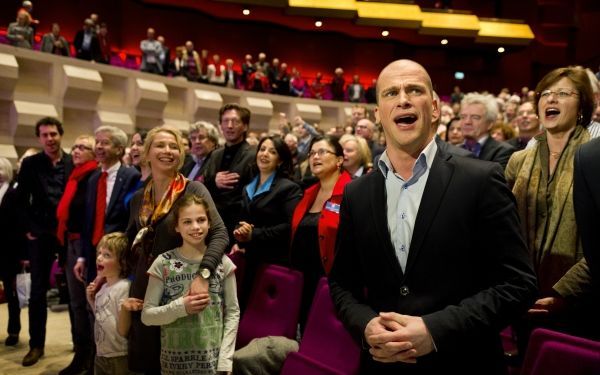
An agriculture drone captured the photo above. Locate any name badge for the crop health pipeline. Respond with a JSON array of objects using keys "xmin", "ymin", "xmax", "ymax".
[{"xmin": 325, "ymin": 201, "xmax": 340, "ymax": 214}]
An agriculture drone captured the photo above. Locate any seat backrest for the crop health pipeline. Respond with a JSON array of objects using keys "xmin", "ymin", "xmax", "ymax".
[
  {"xmin": 296, "ymin": 277, "xmax": 361, "ymax": 375},
  {"xmin": 529, "ymin": 341, "xmax": 600, "ymax": 375},
  {"xmin": 522, "ymin": 328, "xmax": 600, "ymax": 375},
  {"xmin": 236, "ymin": 264, "xmax": 303, "ymax": 348}
]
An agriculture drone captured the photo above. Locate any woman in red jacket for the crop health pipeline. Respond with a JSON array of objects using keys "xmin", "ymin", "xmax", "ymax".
[{"xmin": 290, "ymin": 135, "xmax": 352, "ymax": 331}]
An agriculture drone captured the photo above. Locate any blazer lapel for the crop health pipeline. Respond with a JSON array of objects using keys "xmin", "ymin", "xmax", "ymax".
[
  {"xmin": 404, "ymin": 151, "xmax": 453, "ymax": 276},
  {"xmin": 369, "ymin": 172, "xmax": 404, "ymax": 280}
]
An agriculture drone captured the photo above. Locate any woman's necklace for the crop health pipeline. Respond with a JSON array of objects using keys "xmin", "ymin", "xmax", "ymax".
[{"xmin": 549, "ymin": 150, "xmax": 562, "ymax": 159}]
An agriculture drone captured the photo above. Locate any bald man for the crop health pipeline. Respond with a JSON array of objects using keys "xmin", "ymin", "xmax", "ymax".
[{"xmin": 329, "ymin": 59, "xmax": 537, "ymax": 374}]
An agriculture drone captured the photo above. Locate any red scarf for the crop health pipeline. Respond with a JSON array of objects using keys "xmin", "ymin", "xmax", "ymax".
[{"xmin": 56, "ymin": 160, "xmax": 98, "ymax": 245}]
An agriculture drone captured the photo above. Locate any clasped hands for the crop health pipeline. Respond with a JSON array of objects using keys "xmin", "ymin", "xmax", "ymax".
[{"xmin": 365, "ymin": 312, "xmax": 434, "ymax": 364}]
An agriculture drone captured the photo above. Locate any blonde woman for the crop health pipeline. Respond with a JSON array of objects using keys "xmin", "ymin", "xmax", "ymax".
[{"xmin": 339, "ymin": 134, "xmax": 372, "ymax": 179}]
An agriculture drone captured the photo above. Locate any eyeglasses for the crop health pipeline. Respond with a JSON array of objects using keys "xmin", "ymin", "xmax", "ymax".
[
  {"xmin": 72, "ymin": 144, "xmax": 93, "ymax": 152},
  {"xmin": 308, "ymin": 149, "xmax": 337, "ymax": 158},
  {"xmin": 539, "ymin": 89, "xmax": 579, "ymax": 100},
  {"xmin": 221, "ymin": 118, "xmax": 243, "ymax": 126}
]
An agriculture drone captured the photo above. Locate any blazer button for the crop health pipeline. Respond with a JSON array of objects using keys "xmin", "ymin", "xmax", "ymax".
[
  {"xmin": 322, "ymin": 256, "xmax": 328, "ymax": 262},
  {"xmin": 399, "ymin": 286, "xmax": 410, "ymax": 296},
  {"xmin": 319, "ymin": 235, "xmax": 325, "ymax": 240}
]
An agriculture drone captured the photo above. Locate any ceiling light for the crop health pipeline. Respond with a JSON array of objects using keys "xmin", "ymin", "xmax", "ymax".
[
  {"xmin": 441, "ymin": 39, "xmax": 448, "ymax": 45},
  {"xmin": 381, "ymin": 30, "xmax": 389, "ymax": 37},
  {"xmin": 242, "ymin": 9, "xmax": 250, "ymax": 16},
  {"xmin": 315, "ymin": 20, "xmax": 323, "ymax": 27},
  {"xmin": 498, "ymin": 47, "xmax": 505, "ymax": 53}
]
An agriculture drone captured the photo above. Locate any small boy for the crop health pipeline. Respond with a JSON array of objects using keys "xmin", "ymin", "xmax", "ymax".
[{"xmin": 86, "ymin": 232, "xmax": 143, "ymax": 375}]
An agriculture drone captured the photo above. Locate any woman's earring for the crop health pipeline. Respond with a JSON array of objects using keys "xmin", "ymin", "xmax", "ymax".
[{"xmin": 577, "ymin": 113, "xmax": 583, "ymax": 124}]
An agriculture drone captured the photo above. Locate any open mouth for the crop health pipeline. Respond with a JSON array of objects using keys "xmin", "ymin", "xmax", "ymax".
[
  {"xmin": 394, "ymin": 114, "xmax": 418, "ymax": 126},
  {"xmin": 545, "ymin": 108, "xmax": 560, "ymax": 119},
  {"xmin": 97, "ymin": 265, "xmax": 104, "ymax": 272}
]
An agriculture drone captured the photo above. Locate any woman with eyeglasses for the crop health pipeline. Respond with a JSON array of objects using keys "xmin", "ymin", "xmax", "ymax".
[
  {"xmin": 290, "ymin": 135, "xmax": 352, "ymax": 331},
  {"xmin": 506, "ymin": 66, "xmax": 596, "ymax": 352},
  {"xmin": 54, "ymin": 135, "xmax": 97, "ymax": 372}
]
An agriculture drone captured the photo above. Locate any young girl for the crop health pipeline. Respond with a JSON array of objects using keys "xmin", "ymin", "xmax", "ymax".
[
  {"xmin": 142, "ymin": 194, "xmax": 240, "ymax": 375},
  {"xmin": 86, "ymin": 232, "xmax": 143, "ymax": 375}
]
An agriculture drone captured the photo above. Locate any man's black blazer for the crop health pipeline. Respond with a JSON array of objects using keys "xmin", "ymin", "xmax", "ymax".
[
  {"xmin": 574, "ymin": 137, "xmax": 600, "ymax": 280},
  {"xmin": 479, "ymin": 136, "xmax": 516, "ymax": 169},
  {"xmin": 329, "ymin": 144, "xmax": 537, "ymax": 374},
  {"xmin": 82, "ymin": 165, "xmax": 140, "ymax": 281},
  {"xmin": 17, "ymin": 151, "xmax": 73, "ymax": 237}
]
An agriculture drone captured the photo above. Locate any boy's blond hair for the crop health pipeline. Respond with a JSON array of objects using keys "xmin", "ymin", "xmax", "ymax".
[{"xmin": 97, "ymin": 232, "xmax": 129, "ymax": 278}]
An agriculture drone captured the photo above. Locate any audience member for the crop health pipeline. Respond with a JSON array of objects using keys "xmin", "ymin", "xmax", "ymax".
[
  {"xmin": 89, "ymin": 13, "xmax": 100, "ymax": 34},
  {"xmin": 17, "ymin": 117, "xmax": 74, "ymax": 367},
  {"xmin": 267, "ymin": 58, "xmax": 281, "ymax": 91},
  {"xmin": 74, "ymin": 19, "xmax": 101, "ymax": 61},
  {"xmin": 506, "ymin": 66, "xmax": 597, "ymax": 347},
  {"xmin": 273, "ymin": 62, "xmax": 290, "ymax": 96},
  {"xmin": 290, "ymin": 135, "xmax": 352, "ymax": 331},
  {"xmin": 241, "ymin": 54, "xmax": 255, "ymax": 88},
  {"xmin": 203, "ymin": 104, "xmax": 257, "ymax": 241},
  {"xmin": 574, "ymin": 136, "xmax": 600, "ymax": 284},
  {"xmin": 223, "ymin": 58, "xmax": 238, "ymax": 89},
  {"xmin": 208, "ymin": 54, "xmax": 226, "ymax": 85},
  {"xmin": 293, "ymin": 115, "xmax": 319, "ymax": 161},
  {"xmin": 450, "ymin": 85, "xmax": 464, "ymax": 104},
  {"xmin": 232, "ymin": 136, "xmax": 302, "ymax": 308},
  {"xmin": 7, "ymin": 10, "xmax": 33, "ymax": 49},
  {"xmin": 490, "ymin": 122, "xmax": 516, "ymax": 142},
  {"xmin": 157, "ymin": 35, "xmax": 170, "ymax": 76},
  {"xmin": 329, "ymin": 59, "xmax": 537, "ymax": 374},
  {"xmin": 40, "ymin": 23, "xmax": 70, "ymax": 56},
  {"xmin": 78, "ymin": 126, "xmax": 140, "ymax": 286},
  {"xmin": 181, "ymin": 121, "xmax": 219, "ymax": 182},
  {"xmin": 140, "ymin": 28, "xmax": 163, "ymax": 74},
  {"xmin": 126, "ymin": 125, "xmax": 228, "ymax": 373},
  {"xmin": 290, "ymin": 68, "xmax": 306, "ymax": 97},
  {"xmin": 459, "ymin": 93, "xmax": 516, "ymax": 168},
  {"xmin": 97, "ymin": 23, "xmax": 110, "ymax": 64},
  {"xmin": 248, "ymin": 66, "xmax": 269, "ymax": 93},
  {"xmin": 351, "ymin": 104, "xmax": 367, "ymax": 126},
  {"xmin": 355, "ymin": 118, "xmax": 384, "ymax": 159},
  {"xmin": 86, "ymin": 232, "xmax": 141, "ymax": 375},
  {"xmin": 0, "ymin": 157, "xmax": 22, "ymax": 347},
  {"xmin": 180, "ymin": 41, "xmax": 200, "ymax": 81},
  {"xmin": 255, "ymin": 52, "xmax": 269, "ymax": 73},
  {"xmin": 507, "ymin": 101, "xmax": 540, "ymax": 150},
  {"xmin": 55, "ymin": 134, "xmax": 97, "ymax": 375},
  {"xmin": 310, "ymin": 72, "xmax": 326, "ymax": 100},
  {"xmin": 339, "ymin": 134, "xmax": 372, "ymax": 179},
  {"xmin": 331, "ymin": 67, "xmax": 346, "ymax": 101},
  {"xmin": 347, "ymin": 74, "xmax": 365, "ymax": 103},
  {"xmin": 142, "ymin": 194, "xmax": 239, "ymax": 374},
  {"xmin": 19, "ymin": 1, "xmax": 39, "ymax": 31},
  {"xmin": 199, "ymin": 49, "xmax": 209, "ymax": 83},
  {"xmin": 170, "ymin": 46, "xmax": 185, "ymax": 77},
  {"xmin": 445, "ymin": 116, "xmax": 464, "ymax": 146},
  {"xmin": 365, "ymin": 78, "xmax": 377, "ymax": 104}
]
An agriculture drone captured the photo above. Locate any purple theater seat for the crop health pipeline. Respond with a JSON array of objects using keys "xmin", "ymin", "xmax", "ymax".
[
  {"xmin": 236, "ymin": 264, "xmax": 303, "ymax": 348},
  {"xmin": 281, "ymin": 277, "xmax": 361, "ymax": 375},
  {"xmin": 529, "ymin": 341, "xmax": 600, "ymax": 375},
  {"xmin": 522, "ymin": 328, "xmax": 600, "ymax": 375}
]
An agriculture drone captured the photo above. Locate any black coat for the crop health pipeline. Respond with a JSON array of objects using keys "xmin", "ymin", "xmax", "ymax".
[
  {"xmin": 329, "ymin": 145, "xmax": 537, "ymax": 374},
  {"xmin": 574, "ymin": 137, "xmax": 600, "ymax": 281}
]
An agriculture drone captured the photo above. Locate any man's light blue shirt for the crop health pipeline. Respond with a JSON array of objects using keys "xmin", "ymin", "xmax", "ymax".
[{"xmin": 378, "ymin": 138, "xmax": 437, "ymax": 272}]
